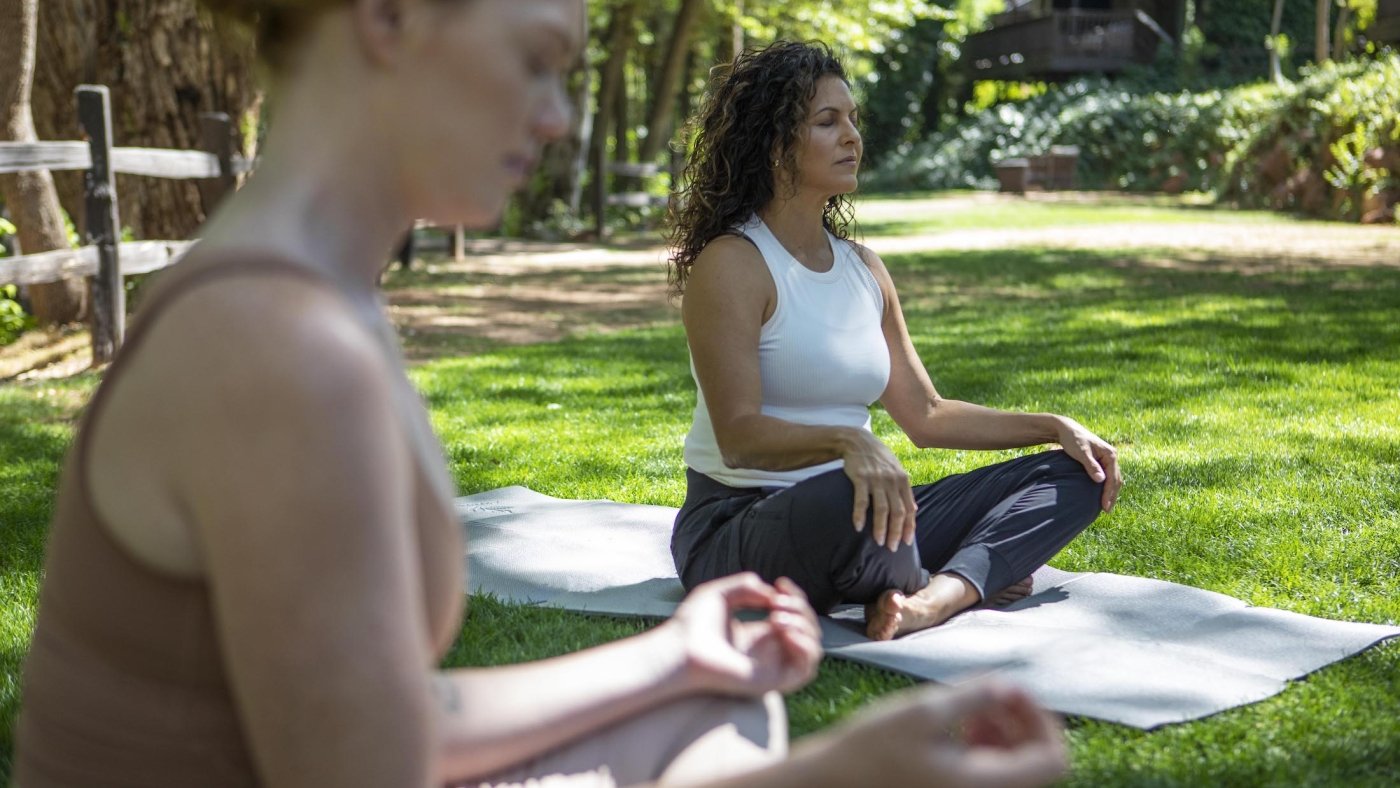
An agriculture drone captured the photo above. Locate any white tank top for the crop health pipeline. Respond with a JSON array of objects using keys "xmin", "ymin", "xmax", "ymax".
[{"xmin": 684, "ymin": 214, "xmax": 891, "ymax": 488}]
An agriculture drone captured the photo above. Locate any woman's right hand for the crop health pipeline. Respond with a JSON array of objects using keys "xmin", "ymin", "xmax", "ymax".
[
  {"xmin": 667, "ymin": 573, "xmax": 823, "ymax": 698},
  {"xmin": 840, "ymin": 429, "xmax": 918, "ymax": 551},
  {"xmin": 815, "ymin": 680, "xmax": 1068, "ymax": 788}
]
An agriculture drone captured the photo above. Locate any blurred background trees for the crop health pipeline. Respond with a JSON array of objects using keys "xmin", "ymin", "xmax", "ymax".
[{"xmin": 511, "ymin": 0, "xmax": 1398, "ymax": 234}]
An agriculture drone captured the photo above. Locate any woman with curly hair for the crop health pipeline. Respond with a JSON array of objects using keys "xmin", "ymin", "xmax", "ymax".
[{"xmin": 669, "ymin": 41, "xmax": 1121, "ymax": 641}]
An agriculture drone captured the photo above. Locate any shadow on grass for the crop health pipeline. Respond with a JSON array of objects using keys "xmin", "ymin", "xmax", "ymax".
[
  {"xmin": 383, "ymin": 264, "xmax": 676, "ymax": 363},
  {"xmin": 882, "ymin": 247, "xmax": 1400, "ymax": 411},
  {"xmin": 385, "ymin": 263, "xmax": 668, "ymax": 291},
  {"xmin": 416, "ymin": 328, "xmax": 691, "ymax": 413}
]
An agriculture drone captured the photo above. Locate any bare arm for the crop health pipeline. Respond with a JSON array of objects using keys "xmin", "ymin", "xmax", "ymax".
[
  {"xmin": 433, "ymin": 574, "xmax": 822, "ymax": 782},
  {"xmin": 863, "ymin": 247, "xmax": 1121, "ymax": 511}
]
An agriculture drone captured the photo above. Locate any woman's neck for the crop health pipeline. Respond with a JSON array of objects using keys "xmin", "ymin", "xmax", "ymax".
[
  {"xmin": 194, "ymin": 13, "xmax": 411, "ymax": 297},
  {"xmin": 758, "ymin": 191, "xmax": 836, "ymax": 267}
]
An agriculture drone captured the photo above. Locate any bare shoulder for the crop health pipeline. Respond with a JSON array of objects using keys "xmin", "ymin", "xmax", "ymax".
[
  {"xmin": 688, "ymin": 233, "xmax": 768, "ymax": 286},
  {"xmin": 155, "ymin": 273, "xmax": 391, "ymax": 411},
  {"xmin": 846, "ymin": 239, "xmax": 895, "ymax": 284},
  {"xmin": 685, "ymin": 233, "xmax": 772, "ymax": 312},
  {"xmin": 88, "ymin": 270, "xmax": 402, "ymax": 575}
]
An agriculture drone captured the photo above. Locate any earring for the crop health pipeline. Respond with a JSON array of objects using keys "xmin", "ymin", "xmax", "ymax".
[{"xmin": 772, "ymin": 158, "xmax": 782, "ymax": 169}]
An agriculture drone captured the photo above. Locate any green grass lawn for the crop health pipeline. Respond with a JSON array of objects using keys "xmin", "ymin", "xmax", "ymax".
[
  {"xmin": 2, "ymin": 196, "xmax": 1398, "ymax": 784},
  {"xmin": 851, "ymin": 191, "xmax": 1299, "ymax": 236}
]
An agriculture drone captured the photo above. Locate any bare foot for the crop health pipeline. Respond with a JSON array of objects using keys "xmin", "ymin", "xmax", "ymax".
[
  {"xmin": 864, "ymin": 574, "xmax": 981, "ymax": 641},
  {"xmin": 989, "ymin": 577, "xmax": 1034, "ymax": 607},
  {"xmin": 865, "ymin": 590, "xmax": 906, "ymax": 640}
]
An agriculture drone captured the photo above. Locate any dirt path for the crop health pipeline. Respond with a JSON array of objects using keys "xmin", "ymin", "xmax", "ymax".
[
  {"xmin": 384, "ymin": 194, "xmax": 1399, "ymax": 360},
  {"xmin": 5, "ymin": 193, "xmax": 1397, "ymax": 378}
]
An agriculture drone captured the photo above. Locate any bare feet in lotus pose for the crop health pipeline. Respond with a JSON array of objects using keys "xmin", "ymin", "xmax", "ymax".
[
  {"xmin": 989, "ymin": 576, "xmax": 1034, "ymax": 607},
  {"xmin": 864, "ymin": 574, "xmax": 1035, "ymax": 641}
]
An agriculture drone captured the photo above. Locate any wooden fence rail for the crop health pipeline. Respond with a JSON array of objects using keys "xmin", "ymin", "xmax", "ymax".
[
  {"xmin": 0, "ymin": 84, "xmax": 244, "ymax": 363},
  {"xmin": 0, "ymin": 241, "xmax": 194, "ymax": 287},
  {"xmin": 0, "ymin": 142, "xmax": 252, "ymax": 178}
]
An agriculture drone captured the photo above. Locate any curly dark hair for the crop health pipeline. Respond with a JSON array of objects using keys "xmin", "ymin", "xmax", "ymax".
[{"xmin": 666, "ymin": 41, "xmax": 857, "ymax": 297}]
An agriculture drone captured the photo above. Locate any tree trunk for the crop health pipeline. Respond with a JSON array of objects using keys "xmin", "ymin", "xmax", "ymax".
[
  {"xmin": 0, "ymin": 0, "xmax": 87, "ymax": 325},
  {"xmin": 31, "ymin": 0, "xmax": 260, "ymax": 243},
  {"xmin": 733, "ymin": 0, "xmax": 746, "ymax": 61},
  {"xmin": 670, "ymin": 45, "xmax": 699, "ymax": 186},
  {"xmin": 588, "ymin": 1, "xmax": 636, "ymax": 227},
  {"xmin": 612, "ymin": 67, "xmax": 631, "ymax": 170},
  {"xmin": 514, "ymin": 55, "xmax": 590, "ymax": 234},
  {"xmin": 1268, "ymin": 0, "xmax": 1286, "ymax": 84},
  {"xmin": 1332, "ymin": 4, "xmax": 1352, "ymax": 60},
  {"xmin": 638, "ymin": 0, "xmax": 706, "ymax": 164},
  {"xmin": 564, "ymin": 55, "xmax": 592, "ymax": 217},
  {"xmin": 1315, "ymin": 0, "xmax": 1331, "ymax": 63},
  {"xmin": 715, "ymin": 0, "xmax": 745, "ymax": 65}
]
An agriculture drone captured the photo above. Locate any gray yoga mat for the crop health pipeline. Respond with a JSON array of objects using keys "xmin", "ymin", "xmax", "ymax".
[{"xmin": 457, "ymin": 486, "xmax": 1400, "ymax": 729}]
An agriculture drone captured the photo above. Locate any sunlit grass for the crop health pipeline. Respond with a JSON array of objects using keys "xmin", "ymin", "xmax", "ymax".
[
  {"xmin": 852, "ymin": 191, "xmax": 1300, "ymax": 236},
  {"xmin": 1, "ymin": 197, "xmax": 1397, "ymax": 784}
]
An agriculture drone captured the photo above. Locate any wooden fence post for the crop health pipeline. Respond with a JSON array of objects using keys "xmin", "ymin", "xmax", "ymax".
[
  {"xmin": 78, "ymin": 85, "xmax": 123, "ymax": 364},
  {"xmin": 198, "ymin": 112, "xmax": 238, "ymax": 210},
  {"xmin": 396, "ymin": 227, "xmax": 415, "ymax": 270}
]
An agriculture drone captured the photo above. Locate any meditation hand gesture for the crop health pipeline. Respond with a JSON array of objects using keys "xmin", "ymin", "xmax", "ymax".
[
  {"xmin": 667, "ymin": 573, "xmax": 823, "ymax": 697},
  {"xmin": 815, "ymin": 680, "xmax": 1068, "ymax": 788}
]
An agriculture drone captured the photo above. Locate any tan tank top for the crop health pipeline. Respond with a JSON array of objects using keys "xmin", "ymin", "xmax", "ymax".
[{"xmin": 14, "ymin": 257, "xmax": 461, "ymax": 786}]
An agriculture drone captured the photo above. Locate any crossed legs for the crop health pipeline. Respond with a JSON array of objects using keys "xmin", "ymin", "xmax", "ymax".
[{"xmin": 672, "ymin": 450, "xmax": 1103, "ymax": 641}]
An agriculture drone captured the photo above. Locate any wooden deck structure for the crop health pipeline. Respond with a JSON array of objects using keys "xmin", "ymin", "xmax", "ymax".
[
  {"xmin": 964, "ymin": 0, "xmax": 1185, "ymax": 81},
  {"xmin": 1373, "ymin": 0, "xmax": 1400, "ymax": 44}
]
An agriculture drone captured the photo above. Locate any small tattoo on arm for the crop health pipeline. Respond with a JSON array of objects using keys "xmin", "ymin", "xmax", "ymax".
[{"xmin": 432, "ymin": 676, "xmax": 462, "ymax": 714}]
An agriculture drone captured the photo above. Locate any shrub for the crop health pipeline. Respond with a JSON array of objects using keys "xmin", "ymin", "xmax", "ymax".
[
  {"xmin": 0, "ymin": 218, "xmax": 34, "ymax": 346},
  {"xmin": 0, "ymin": 285, "xmax": 32, "ymax": 347},
  {"xmin": 865, "ymin": 53, "xmax": 1400, "ymax": 224},
  {"xmin": 1220, "ymin": 55, "xmax": 1400, "ymax": 222}
]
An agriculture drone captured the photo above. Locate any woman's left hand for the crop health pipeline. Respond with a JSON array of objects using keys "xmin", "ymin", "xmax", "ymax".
[
  {"xmin": 668, "ymin": 573, "xmax": 823, "ymax": 697},
  {"xmin": 1052, "ymin": 416, "xmax": 1122, "ymax": 511}
]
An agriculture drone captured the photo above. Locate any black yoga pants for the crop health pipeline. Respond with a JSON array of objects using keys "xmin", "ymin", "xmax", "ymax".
[{"xmin": 670, "ymin": 449, "xmax": 1103, "ymax": 614}]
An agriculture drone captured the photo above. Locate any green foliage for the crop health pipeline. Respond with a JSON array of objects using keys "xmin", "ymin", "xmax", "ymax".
[
  {"xmin": 0, "ymin": 286, "xmax": 33, "ymax": 347},
  {"xmin": 866, "ymin": 53, "xmax": 1400, "ymax": 224},
  {"xmin": 719, "ymin": 0, "xmax": 952, "ymax": 74},
  {"xmin": 1221, "ymin": 54, "xmax": 1400, "ymax": 219},
  {"xmin": 860, "ymin": 15, "xmax": 948, "ymax": 165},
  {"xmin": 865, "ymin": 79, "xmax": 1124, "ymax": 191},
  {"xmin": 1196, "ymin": 0, "xmax": 1319, "ymax": 82},
  {"xmin": 0, "ymin": 219, "xmax": 32, "ymax": 346}
]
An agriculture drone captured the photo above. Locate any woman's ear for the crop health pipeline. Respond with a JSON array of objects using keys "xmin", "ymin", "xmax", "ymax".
[{"xmin": 352, "ymin": 0, "xmax": 407, "ymax": 67}]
